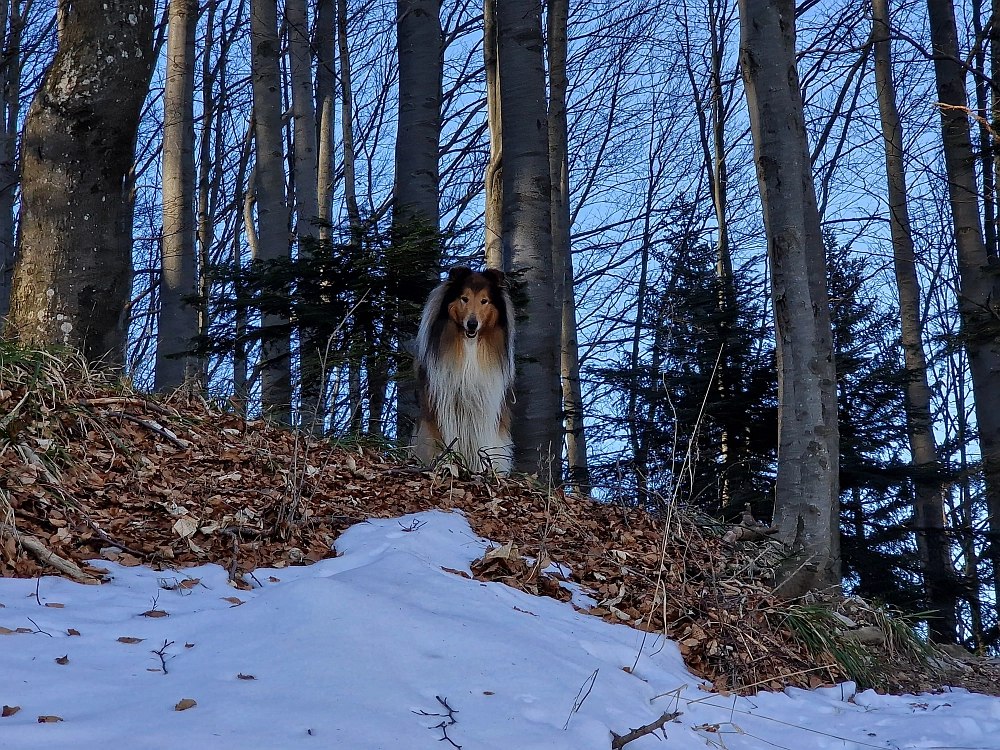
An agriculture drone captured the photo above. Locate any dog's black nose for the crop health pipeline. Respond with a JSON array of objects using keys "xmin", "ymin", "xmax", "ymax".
[{"xmin": 466, "ymin": 319, "xmax": 478, "ymax": 334}]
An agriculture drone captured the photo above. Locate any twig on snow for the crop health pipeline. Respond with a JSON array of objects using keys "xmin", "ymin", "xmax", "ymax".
[
  {"xmin": 610, "ymin": 711, "xmax": 682, "ymax": 749},
  {"xmin": 414, "ymin": 695, "xmax": 461, "ymax": 748},
  {"xmin": 151, "ymin": 639, "xmax": 174, "ymax": 674},
  {"xmin": 562, "ymin": 668, "xmax": 599, "ymax": 730}
]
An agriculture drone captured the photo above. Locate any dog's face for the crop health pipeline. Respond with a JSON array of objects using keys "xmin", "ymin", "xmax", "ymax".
[{"xmin": 446, "ymin": 269, "xmax": 504, "ymax": 340}]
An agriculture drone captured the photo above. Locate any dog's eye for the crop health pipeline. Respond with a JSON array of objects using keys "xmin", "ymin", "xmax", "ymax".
[
  {"xmin": 481, "ymin": 299, "xmax": 488, "ymax": 305},
  {"xmin": 461, "ymin": 296, "xmax": 469, "ymax": 303}
]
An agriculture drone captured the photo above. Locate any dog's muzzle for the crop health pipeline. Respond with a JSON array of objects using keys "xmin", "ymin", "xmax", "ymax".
[{"xmin": 465, "ymin": 319, "xmax": 479, "ymax": 338}]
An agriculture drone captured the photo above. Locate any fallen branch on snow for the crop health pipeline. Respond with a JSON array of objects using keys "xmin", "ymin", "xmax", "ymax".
[
  {"xmin": 0, "ymin": 522, "xmax": 100, "ymax": 585},
  {"xmin": 610, "ymin": 710, "xmax": 682, "ymax": 748}
]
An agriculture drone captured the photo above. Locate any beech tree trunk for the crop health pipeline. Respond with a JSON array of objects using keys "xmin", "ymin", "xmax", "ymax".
[
  {"xmin": 872, "ymin": 0, "xmax": 957, "ymax": 642},
  {"xmin": 155, "ymin": 0, "xmax": 199, "ymax": 390},
  {"xmin": 7, "ymin": 0, "xmax": 155, "ymax": 364},
  {"xmin": 251, "ymin": 0, "xmax": 291, "ymax": 420},
  {"xmin": 394, "ymin": 0, "xmax": 441, "ymax": 444},
  {"xmin": 483, "ymin": 0, "xmax": 503, "ymax": 270},
  {"xmin": 738, "ymin": 0, "xmax": 840, "ymax": 597},
  {"xmin": 315, "ymin": 0, "xmax": 336, "ymax": 241},
  {"xmin": 548, "ymin": 0, "xmax": 588, "ymax": 492},
  {"xmin": 0, "ymin": 0, "xmax": 20, "ymax": 329},
  {"xmin": 926, "ymin": 0, "xmax": 1000, "ymax": 601},
  {"xmin": 497, "ymin": 0, "xmax": 563, "ymax": 475}
]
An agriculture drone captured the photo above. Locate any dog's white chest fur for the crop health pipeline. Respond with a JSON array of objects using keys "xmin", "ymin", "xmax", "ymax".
[{"xmin": 424, "ymin": 337, "xmax": 511, "ymax": 472}]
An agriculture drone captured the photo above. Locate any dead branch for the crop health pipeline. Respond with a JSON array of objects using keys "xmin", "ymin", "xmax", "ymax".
[
  {"xmin": 610, "ymin": 711, "xmax": 682, "ymax": 749},
  {"xmin": 78, "ymin": 396, "xmax": 174, "ymax": 416},
  {"xmin": 103, "ymin": 411, "xmax": 191, "ymax": 449},
  {"xmin": 14, "ymin": 442, "xmax": 60, "ymax": 485},
  {"xmin": 0, "ymin": 522, "xmax": 100, "ymax": 585}
]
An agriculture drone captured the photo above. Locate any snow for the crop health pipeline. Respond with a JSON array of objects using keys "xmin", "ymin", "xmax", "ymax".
[{"xmin": 1, "ymin": 509, "xmax": 999, "ymax": 749}]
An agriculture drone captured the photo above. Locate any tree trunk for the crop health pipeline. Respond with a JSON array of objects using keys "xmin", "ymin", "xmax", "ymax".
[
  {"xmin": 394, "ymin": 0, "xmax": 441, "ymax": 445},
  {"xmin": 315, "ymin": 0, "xmax": 336, "ymax": 241},
  {"xmin": 195, "ymin": 0, "xmax": 218, "ymax": 384},
  {"xmin": 286, "ymin": 0, "xmax": 318, "ymax": 236},
  {"xmin": 926, "ymin": 0, "xmax": 1000, "ymax": 601},
  {"xmin": 7, "ymin": 0, "xmax": 155, "ymax": 365},
  {"xmin": 338, "ymin": 0, "xmax": 360, "ymax": 237},
  {"xmin": 251, "ymin": 0, "xmax": 291, "ymax": 421},
  {"xmin": 872, "ymin": 0, "xmax": 957, "ymax": 642},
  {"xmin": 483, "ymin": 0, "xmax": 503, "ymax": 270},
  {"xmin": 497, "ymin": 0, "xmax": 562, "ymax": 475},
  {"xmin": 155, "ymin": 0, "xmax": 200, "ymax": 391},
  {"xmin": 0, "ymin": 0, "xmax": 21, "ymax": 329},
  {"xmin": 287, "ymin": 0, "xmax": 324, "ymax": 432},
  {"xmin": 548, "ymin": 0, "xmax": 588, "ymax": 492},
  {"xmin": 738, "ymin": 0, "xmax": 840, "ymax": 597}
]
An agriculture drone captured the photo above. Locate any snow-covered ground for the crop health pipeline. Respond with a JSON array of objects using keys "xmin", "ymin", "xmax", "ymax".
[{"xmin": 1, "ymin": 509, "xmax": 999, "ymax": 749}]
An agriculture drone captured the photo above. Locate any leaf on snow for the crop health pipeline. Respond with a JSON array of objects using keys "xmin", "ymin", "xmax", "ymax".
[{"xmin": 174, "ymin": 698, "xmax": 197, "ymax": 711}]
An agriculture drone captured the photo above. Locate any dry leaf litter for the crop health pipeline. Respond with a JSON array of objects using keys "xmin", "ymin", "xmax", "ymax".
[{"xmin": 1, "ymin": 348, "xmax": 998, "ymax": 697}]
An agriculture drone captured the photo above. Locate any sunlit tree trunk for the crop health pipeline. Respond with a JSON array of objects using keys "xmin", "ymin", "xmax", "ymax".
[
  {"xmin": 739, "ymin": 0, "xmax": 840, "ymax": 597},
  {"xmin": 315, "ymin": 0, "xmax": 336, "ymax": 241},
  {"xmin": 483, "ymin": 0, "xmax": 503, "ymax": 270},
  {"xmin": 156, "ymin": 0, "xmax": 200, "ymax": 390},
  {"xmin": 8, "ymin": 0, "xmax": 155, "ymax": 364}
]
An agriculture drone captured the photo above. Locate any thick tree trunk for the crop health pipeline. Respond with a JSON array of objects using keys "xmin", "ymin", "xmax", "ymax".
[
  {"xmin": 7, "ymin": 0, "xmax": 155, "ymax": 365},
  {"xmin": 155, "ymin": 0, "xmax": 200, "ymax": 391},
  {"xmin": 926, "ymin": 0, "xmax": 1000, "ymax": 601},
  {"xmin": 738, "ymin": 0, "xmax": 840, "ymax": 597},
  {"xmin": 0, "ymin": 0, "xmax": 20, "ymax": 329},
  {"xmin": 548, "ymin": 0, "xmax": 588, "ymax": 492},
  {"xmin": 251, "ymin": 0, "xmax": 291, "ymax": 421},
  {"xmin": 394, "ymin": 0, "xmax": 441, "ymax": 445},
  {"xmin": 497, "ymin": 0, "xmax": 562, "ymax": 475},
  {"xmin": 872, "ymin": 0, "xmax": 957, "ymax": 642},
  {"xmin": 483, "ymin": 0, "xmax": 503, "ymax": 270}
]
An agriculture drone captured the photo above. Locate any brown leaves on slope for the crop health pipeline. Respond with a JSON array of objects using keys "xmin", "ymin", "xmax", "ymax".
[{"xmin": 1, "ymin": 351, "xmax": 997, "ymax": 696}]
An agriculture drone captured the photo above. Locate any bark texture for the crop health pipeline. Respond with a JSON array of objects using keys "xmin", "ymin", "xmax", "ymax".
[
  {"xmin": 7, "ymin": 0, "xmax": 155, "ymax": 364},
  {"xmin": 250, "ymin": 0, "xmax": 291, "ymax": 420},
  {"xmin": 483, "ymin": 0, "xmax": 503, "ymax": 270},
  {"xmin": 0, "ymin": 0, "xmax": 20, "ymax": 328},
  {"xmin": 497, "ymin": 0, "xmax": 563, "ymax": 474},
  {"xmin": 926, "ymin": 0, "xmax": 1000, "ymax": 601},
  {"xmin": 155, "ymin": 0, "xmax": 200, "ymax": 390},
  {"xmin": 548, "ymin": 0, "xmax": 587, "ymax": 491},
  {"xmin": 394, "ymin": 0, "xmax": 441, "ymax": 444},
  {"xmin": 872, "ymin": 0, "xmax": 956, "ymax": 642},
  {"xmin": 738, "ymin": 0, "xmax": 840, "ymax": 596}
]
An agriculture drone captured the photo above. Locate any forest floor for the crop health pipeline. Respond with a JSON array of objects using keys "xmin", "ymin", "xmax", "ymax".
[{"xmin": 1, "ymin": 347, "xmax": 999, "ymax": 699}]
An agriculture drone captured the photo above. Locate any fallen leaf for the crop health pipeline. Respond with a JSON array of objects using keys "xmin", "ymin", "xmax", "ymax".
[
  {"xmin": 178, "ymin": 578, "xmax": 200, "ymax": 590},
  {"xmin": 2, "ymin": 705, "xmax": 20, "ymax": 717},
  {"xmin": 55, "ymin": 655, "xmax": 69, "ymax": 665},
  {"xmin": 37, "ymin": 715, "xmax": 63, "ymax": 723},
  {"xmin": 67, "ymin": 629, "xmax": 80, "ymax": 636},
  {"xmin": 184, "ymin": 643, "xmax": 195, "ymax": 648},
  {"xmin": 268, "ymin": 576, "xmax": 280, "ymax": 583},
  {"xmin": 118, "ymin": 554, "xmax": 141, "ymax": 567},
  {"xmin": 44, "ymin": 602, "xmax": 64, "ymax": 609},
  {"xmin": 141, "ymin": 610, "xmax": 168, "ymax": 618},
  {"xmin": 15, "ymin": 628, "xmax": 31, "ymax": 633},
  {"xmin": 172, "ymin": 516, "xmax": 198, "ymax": 539},
  {"xmin": 117, "ymin": 637, "xmax": 144, "ymax": 644},
  {"xmin": 221, "ymin": 597, "xmax": 243, "ymax": 607},
  {"xmin": 174, "ymin": 698, "xmax": 197, "ymax": 711},
  {"xmin": 237, "ymin": 673, "xmax": 255, "ymax": 680},
  {"xmin": 441, "ymin": 567, "xmax": 471, "ymax": 579},
  {"xmin": 0, "ymin": 627, "xmax": 14, "ymax": 635}
]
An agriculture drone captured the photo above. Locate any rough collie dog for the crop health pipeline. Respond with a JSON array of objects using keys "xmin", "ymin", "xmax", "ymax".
[{"xmin": 413, "ymin": 266, "xmax": 515, "ymax": 474}]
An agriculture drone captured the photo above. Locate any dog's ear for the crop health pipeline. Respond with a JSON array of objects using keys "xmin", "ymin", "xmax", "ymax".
[
  {"xmin": 482, "ymin": 268, "xmax": 505, "ymax": 287},
  {"xmin": 448, "ymin": 266, "xmax": 473, "ymax": 282}
]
